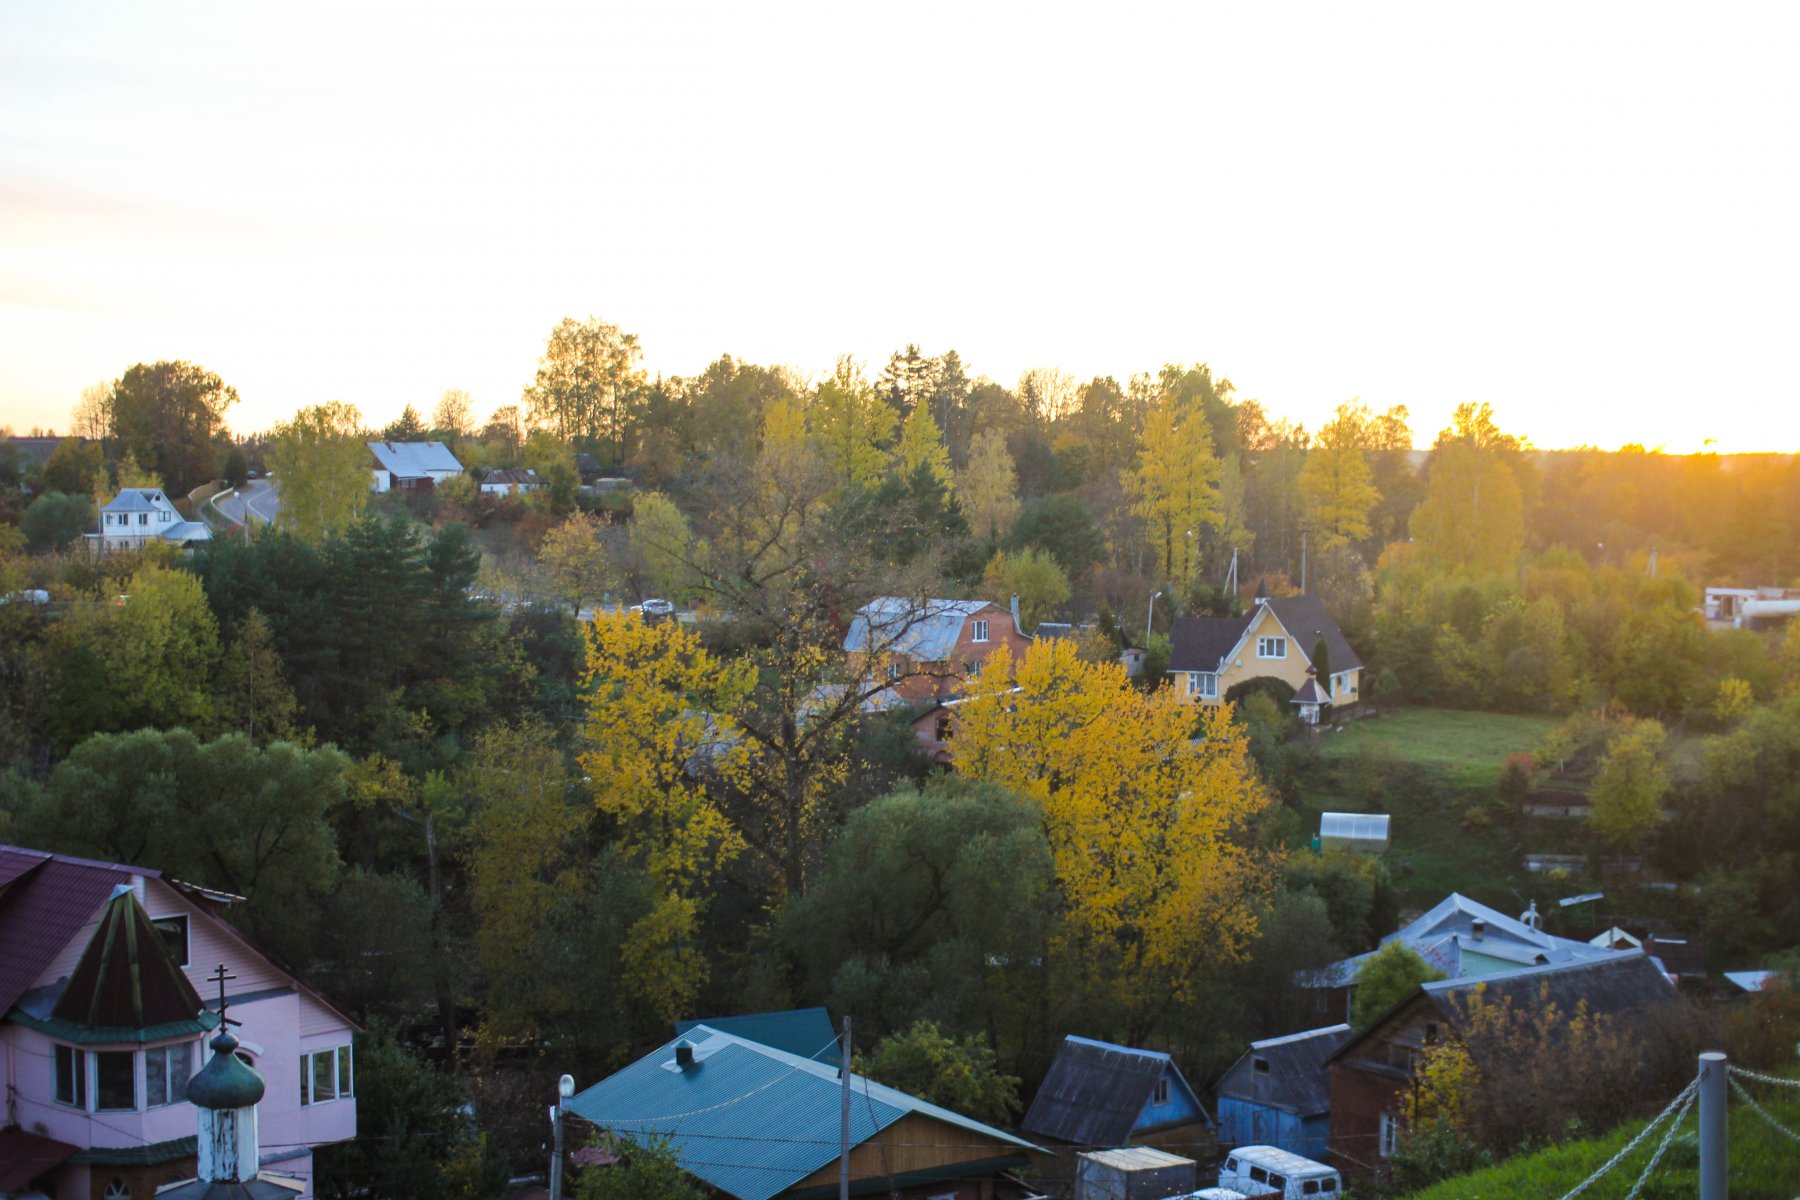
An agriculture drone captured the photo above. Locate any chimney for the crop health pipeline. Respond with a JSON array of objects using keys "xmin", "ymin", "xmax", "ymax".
[
  {"xmin": 1010, "ymin": 593, "xmax": 1024, "ymax": 634},
  {"xmin": 675, "ymin": 1038, "xmax": 697, "ymax": 1068},
  {"xmin": 1471, "ymin": 918, "xmax": 1487, "ymax": 941}
]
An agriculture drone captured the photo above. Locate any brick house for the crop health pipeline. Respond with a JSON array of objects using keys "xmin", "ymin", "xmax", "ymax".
[{"xmin": 843, "ymin": 596, "xmax": 1033, "ymax": 705}]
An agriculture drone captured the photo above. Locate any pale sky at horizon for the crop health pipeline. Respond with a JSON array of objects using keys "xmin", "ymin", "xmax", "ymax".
[{"xmin": 3, "ymin": 1, "xmax": 1797, "ymax": 452}]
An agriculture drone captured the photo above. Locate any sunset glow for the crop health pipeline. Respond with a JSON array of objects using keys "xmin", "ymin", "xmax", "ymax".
[{"xmin": 3, "ymin": 1, "xmax": 1798, "ymax": 451}]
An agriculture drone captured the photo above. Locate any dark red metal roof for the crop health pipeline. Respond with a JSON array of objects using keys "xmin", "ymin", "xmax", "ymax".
[
  {"xmin": 0, "ymin": 1127, "xmax": 80, "ymax": 1190},
  {"xmin": 53, "ymin": 887, "xmax": 205, "ymax": 1030},
  {"xmin": 0, "ymin": 846, "xmax": 131, "ymax": 1016}
]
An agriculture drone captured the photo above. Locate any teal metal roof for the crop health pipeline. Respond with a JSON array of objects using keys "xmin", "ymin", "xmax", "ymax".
[
  {"xmin": 674, "ymin": 1007, "xmax": 839, "ymax": 1066},
  {"xmin": 566, "ymin": 1025, "xmax": 1040, "ymax": 1200}
]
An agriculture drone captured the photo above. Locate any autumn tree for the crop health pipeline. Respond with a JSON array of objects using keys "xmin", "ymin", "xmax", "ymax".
[
  {"xmin": 41, "ymin": 437, "xmax": 104, "ymax": 496},
  {"xmin": 951, "ymin": 639, "xmax": 1274, "ymax": 1040},
  {"xmin": 522, "ymin": 317, "xmax": 646, "ymax": 462},
  {"xmin": 1409, "ymin": 403, "xmax": 1527, "ymax": 576},
  {"xmin": 1299, "ymin": 402, "xmax": 1381, "ymax": 549},
  {"xmin": 538, "ymin": 512, "xmax": 609, "ymax": 616},
  {"xmin": 811, "ymin": 357, "xmax": 897, "ymax": 494},
  {"xmin": 383, "ymin": 404, "xmax": 426, "ymax": 441},
  {"xmin": 895, "ymin": 399, "xmax": 953, "ymax": 489},
  {"xmin": 980, "ymin": 548, "xmax": 1069, "ymax": 631},
  {"xmin": 1589, "ymin": 719, "xmax": 1669, "ymax": 853},
  {"xmin": 108, "ymin": 361, "xmax": 239, "ymax": 492},
  {"xmin": 626, "ymin": 491, "xmax": 693, "ymax": 599},
  {"xmin": 1129, "ymin": 391, "xmax": 1222, "ymax": 588},
  {"xmin": 482, "ymin": 405, "xmax": 525, "ymax": 459},
  {"xmin": 579, "ymin": 613, "xmax": 754, "ymax": 1020},
  {"xmin": 433, "ymin": 389, "xmax": 474, "ymax": 439},
  {"xmin": 270, "ymin": 401, "xmax": 371, "ymax": 543},
  {"xmin": 957, "ymin": 429, "xmax": 1020, "ymax": 542}
]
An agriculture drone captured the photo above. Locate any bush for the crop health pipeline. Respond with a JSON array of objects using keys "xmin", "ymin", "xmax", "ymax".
[{"xmin": 20, "ymin": 491, "xmax": 94, "ymax": 553}]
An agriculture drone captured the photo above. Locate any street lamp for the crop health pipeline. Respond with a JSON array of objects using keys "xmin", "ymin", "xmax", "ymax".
[{"xmin": 1146, "ymin": 590, "xmax": 1162, "ymax": 643}]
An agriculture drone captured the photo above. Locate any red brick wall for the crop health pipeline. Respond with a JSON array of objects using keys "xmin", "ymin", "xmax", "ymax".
[{"xmin": 1328, "ymin": 1062, "xmax": 1406, "ymax": 1182}]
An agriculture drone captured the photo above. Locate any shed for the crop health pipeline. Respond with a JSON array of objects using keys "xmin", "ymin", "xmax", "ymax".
[
  {"xmin": 1318, "ymin": 812, "xmax": 1389, "ymax": 854},
  {"xmin": 1023, "ymin": 1035, "xmax": 1211, "ymax": 1148},
  {"xmin": 1074, "ymin": 1146, "xmax": 1196, "ymax": 1200},
  {"xmin": 1213, "ymin": 1025, "xmax": 1351, "ymax": 1161}
]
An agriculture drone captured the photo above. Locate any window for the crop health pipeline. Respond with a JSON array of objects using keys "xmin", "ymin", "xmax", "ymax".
[
  {"xmin": 138, "ymin": 513, "xmax": 148, "ymax": 526},
  {"xmin": 301, "ymin": 1045, "xmax": 354, "ymax": 1105},
  {"xmin": 1257, "ymin": 636, "xmax": 1287, "ymax": 659},
  {"xmin": 970, "ymin": 619, "xmax": 989, "ymax": 643},
  {"xmin": 966, "ymin": 660, "xmax": 981, "ymax": 680},
  {"xmin": 885, "ymin": 662, "xmax": 902, "ymax": 681},
  {"xmin": 1269, "ymin": 1175, "xmax": 1287, "ymax": 1192},
  {"xmin": 1424, "ymin": 1022, "xmax": 1439, "ymax": 1044},
  {"xmin": 1188, "ymin": 672, "xmax": 1218, "ymax": 698},
  {"xmin": 1225, "ymin": 1158, "xmax": 1239, "ymax": 1173},
  {"xmin": 55, "ymin": 1045, "xmax": 86, "ymax": 1107},
  {"xmin": 1321, "ymin": 1180, "xmax": 1338, "ymax": 1193},
  {"xmin": 1379, "ymin": 1112, "xmax": 1399, "ymax": 1157},
  {"xmin": 1250, "ymin": 1167, "xmax": 1269, "ymax": 1184},
  {"xmin": 1304, "ymin": 1183, "xmax": 1320, "ymax": 1195},
  {"xmin": 151, "ymin": 914, "xmax": 190, "ymax": 966},
  {"xmin": 1152, "ymin": 1076, "xmax": 1170, "ymax": 1106},
  {"xmin": 96, "ymin": 1050, "xmax": 136, "ymax": 1111},
  {"xmin": 103, "ymin": 1180, "xmax": 131, "ymax": 1199},
  {"xmin": 934, "ymin": 716, "xmax": 952, "ymax": 742},
  {"xmin": 147, "ymin": 1042, "xmax": 194, "ymax": 1107},
  {"xmin": 1253, "ymin": 1057, "xmax": 1270, "ymax": 1075}
]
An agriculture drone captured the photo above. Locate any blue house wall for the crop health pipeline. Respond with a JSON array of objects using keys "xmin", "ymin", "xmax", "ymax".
[
  {"xmin": 1133, "ymin": 1064, "xmax": 1209, "ymax": 1133},
  {"xmin": 1216, "ymin": 1097, "xmax": 1328, "ymax": 1160}
]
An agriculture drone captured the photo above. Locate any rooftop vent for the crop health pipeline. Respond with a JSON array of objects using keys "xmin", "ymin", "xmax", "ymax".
[
  {"xmin": 674, "ymin": 1038, "xmax": 697, "ymax": 1068},
  {"xmin": 1471, "ymin": 918, "xmax": 1487, "ymax": 941}
]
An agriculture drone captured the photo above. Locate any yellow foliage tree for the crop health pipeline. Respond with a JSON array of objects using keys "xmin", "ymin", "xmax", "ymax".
[
  {"xmin": 952, "ymin": 638, "xmax": 1273, "ymax": 1038},
  {"xmin": 957, "ymin": 429, "xmax": 1020, "ymax": 541},
  {"xmin": 578, "ymin": 613, "xmax": 755, "ymax": 1020},
  {"xmin": 895, "ymin": 400, "xmax": 953, "ymax": 489},
  {"xmin": 810, "ymin": 358, "xmax": 897, "ymax": 494},
  {"xmin": 1409, "ymin": 403, "xmax": 1527, "ymax": 576},
  {"xmin": 1299, "ymin": 403, "xmax": 1380, "ymax": 550},
  {"xmin": 1129, "ymin": 394, "xmax": 1222, "ymax": 588}
]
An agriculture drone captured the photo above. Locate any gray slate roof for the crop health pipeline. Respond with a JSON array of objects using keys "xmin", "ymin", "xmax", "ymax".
[
  {"xmin": 368, "ymin": 440, "xmax": 462, "ymax": 477},
  {"xmin": 1167, "ymin": 595, "xmax": 1363, "ymax": 675},
  {"xmin": 843, "ymin": 597, "xmax": 997, "ymax": 661},
  {"xmin": 566, "ymin": 1025, "xmax": 1038, "ymax": 1200},
  {"xmin": 1214, "ymin": 1025, "xmax": 1351, "ymax": 1118},
  {"xmin": 1022, "ymin": 1035, "xmax": 1210, "ymax": 1146},
  {"xmin": 1309, "ymin": 892, "xmax": 1619, "ymax": 988},
  {"xmin": 100, "ymin": 487, "xmax": 175, "ymax": 513}
]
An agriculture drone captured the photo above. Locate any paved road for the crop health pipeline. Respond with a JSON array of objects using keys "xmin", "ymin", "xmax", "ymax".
[{"xmin": 213, "ymin": 478, "xmax": 281, "ymax": 527}]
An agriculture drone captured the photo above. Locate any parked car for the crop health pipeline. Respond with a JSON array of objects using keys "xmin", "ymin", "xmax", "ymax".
[
  {"xmin": 1218, "ymin": 1146, "xmax": 1340, "ymax": 1199},
  {"xmin": 638, "ymin": 598, "xmax": 676, "ymax": 621}
]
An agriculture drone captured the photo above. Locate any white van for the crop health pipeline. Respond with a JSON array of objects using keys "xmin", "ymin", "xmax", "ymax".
[{"xmin": 1218, "ymin": 1146, "xmax": 1341, "ymax": 1199}]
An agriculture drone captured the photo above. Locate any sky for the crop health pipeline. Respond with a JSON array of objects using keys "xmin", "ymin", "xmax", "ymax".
[{"xmin": 3, "ymin": 1, "xmax": 1797, "ymax": 452}]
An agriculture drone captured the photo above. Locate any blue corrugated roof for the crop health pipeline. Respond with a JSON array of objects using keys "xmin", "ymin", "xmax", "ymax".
[
  {"xmin": 566, "ymin": 1025, "xmax": 1039, "ymax": 1200},
  {"xmin": 675, "ymin": 1006, "xmax": 839, "ymax": 1066}
]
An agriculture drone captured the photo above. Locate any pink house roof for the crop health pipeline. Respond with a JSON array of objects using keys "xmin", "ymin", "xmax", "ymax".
[{"xmin": 0, "ymin": 847, "xmax": 131, "ymax": 1016}]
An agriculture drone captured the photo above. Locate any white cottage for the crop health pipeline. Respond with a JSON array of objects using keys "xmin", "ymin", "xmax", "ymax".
[
  {"xmin": 89, "ymin": 489, "xmax": 213, "ymax": 552},
  {"xmin": 368, "ymin": 441, "xmax": 463, "ymax": 492}
]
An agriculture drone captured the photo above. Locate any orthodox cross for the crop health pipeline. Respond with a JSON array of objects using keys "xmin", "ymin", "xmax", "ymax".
[{"xmin": 207, "ymin": 963, "xmax": 242, "ymax": 1029}]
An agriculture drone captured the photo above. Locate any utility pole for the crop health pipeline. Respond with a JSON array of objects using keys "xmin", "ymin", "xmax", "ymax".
[
  {"xmin": 1146, "ymin": 591, "xmax": 1161, "ymax": 644},
  {"xmin": 550, "ymin": 1073, "xmax": 574, "ymax": 1200},
  {"xmin": 1300, "ymin": 529, "xmax": 1308, "ymax": 594},
  {"xmin": 839, "ymin": 1016, "xmax": 853, "ymax": 1200},
  {"xmin": 1698, "ymin": 1051, "xmax": 1726, "ymax": 1200}
]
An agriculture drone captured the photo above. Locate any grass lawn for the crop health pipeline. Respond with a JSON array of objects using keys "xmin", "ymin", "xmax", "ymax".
[
  {"xmin": 1407, "ymin": 1067, "xmax": 1800, "ymax": 1199},
  {"xmin": 1314, "ymin": 707, "xmax": 1560, "ymax": 790}
]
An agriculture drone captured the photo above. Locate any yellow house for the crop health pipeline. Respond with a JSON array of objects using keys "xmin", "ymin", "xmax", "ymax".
[{"xmin": 1168, "ymin": 591, "xmax": 1363, "ymax": 708}]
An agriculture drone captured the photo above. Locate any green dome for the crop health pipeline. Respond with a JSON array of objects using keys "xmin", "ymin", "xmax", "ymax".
[{"xmin": 185, "ymin": 1030, "xmax": 266, "ymax": 1110}]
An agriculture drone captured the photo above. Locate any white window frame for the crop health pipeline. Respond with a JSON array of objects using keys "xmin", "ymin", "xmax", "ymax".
[
  {"xmin": 300, "ymin": 1044, "xmax": 355, "ymax": 1107},
  {"xmin": 146, "ymin": 1040, "xmax": 197, "ymax": 1108},
  {"xmin": 93, "ymin": 1048, "xmax": 137, "ymax": 1112},
  {"xmin": 1379, "ymin": 1112, "xmax": 1399, "ymax": 1157},
  {"xmin": 1152, "ymin": 1076, "xmax": 1170, "ymax": 1106},
  {"xmin": 1257, "ymin": 636, "xmax": 1287, "ymax": 659},
  {"xmin": 1193, "ymin": 672, "xmax": 1218, "ymax": 698},
  {"xmin": 970, "ymin": 619, "xmax": 989, "ymax": 643},
  {"xmin": 54, "ymin": 1044, "xmax": 87, "ymax": 1109}
]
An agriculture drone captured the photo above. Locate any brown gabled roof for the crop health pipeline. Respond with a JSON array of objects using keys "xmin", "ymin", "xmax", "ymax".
[
  {"xmin": 0, "ymin": 847, "xmax": 131, "ymax": 1016},
  {"xmin": 51, "ymin": 886, "xmax": 205, "ymax": 1030},
  {"xmin": 1168, "ymin": 616, "xmax": 1251, "ymax": 673},
  {"xmin": 1264, "ymin": 594, "xmax": 1363, "ymax": 672}
]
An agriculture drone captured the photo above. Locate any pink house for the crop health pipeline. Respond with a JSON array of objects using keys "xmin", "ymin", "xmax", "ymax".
[{"xmin": 0, "ymin": 846, "xmax": 358, "ymax": 1200}]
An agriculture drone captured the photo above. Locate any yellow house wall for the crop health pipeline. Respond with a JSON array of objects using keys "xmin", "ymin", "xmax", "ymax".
[{"xmin": 1180, "ymin": 604, "xmax": 1361, "ymax": 705}]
